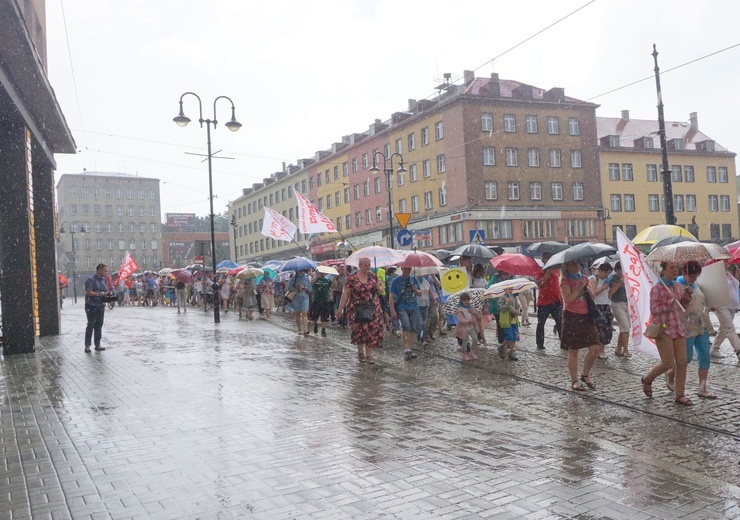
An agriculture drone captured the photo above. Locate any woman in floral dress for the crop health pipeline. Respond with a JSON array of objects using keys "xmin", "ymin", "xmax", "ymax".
[{"xmin": 338, "ymin": 257, "xmax": 384, "ymax": 364}]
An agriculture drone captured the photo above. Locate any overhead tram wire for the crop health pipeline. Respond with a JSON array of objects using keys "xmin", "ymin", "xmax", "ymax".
[{"xmin": 60, "ymin": 0, "xmax": 88, "ymax": 149}]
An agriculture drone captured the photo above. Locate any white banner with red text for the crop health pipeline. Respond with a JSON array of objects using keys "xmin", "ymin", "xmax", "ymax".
[
  {"xmin": 295, "ymin": 191, "xmax": 337, "ymax": 234},
  {"xmin": 261, "ymin": 207, "xmax": 297, "ymax": 242}
]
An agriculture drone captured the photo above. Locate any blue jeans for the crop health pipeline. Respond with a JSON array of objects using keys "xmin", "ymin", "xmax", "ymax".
[
  {"xmin": 417, "ymin": 306, "xmax": 429, "ymax": 341},
  {"xmin": 397, "ymin": 307, "xmax": 422, "ymax": 332},
  {"xmin": 536, "ymin": 302, "xmax": 563, "ymax": 348},
  {"xmin": 84, "ymin": 304, "xmax": 106, "ymax": 348}
]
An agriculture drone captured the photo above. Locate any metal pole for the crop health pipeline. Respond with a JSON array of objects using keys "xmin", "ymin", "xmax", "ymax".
[
  {"xmin": 386, "ymin": 166, "xmax": 394, "ymax": 249},
  {"xmin": 206, "ymin": 121, "xmax": 220, "ymax": 323},
  {"xmin": 71, "ymin": 230, "xmax": 78, "ymax": 303},
  {"xmin": 652, "ymin": 44, "xmax": 676, "ymax": 226}
]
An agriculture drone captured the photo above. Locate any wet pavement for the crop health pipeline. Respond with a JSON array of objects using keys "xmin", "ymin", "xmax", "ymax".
[{"xmin": 1, "ymin": 303, "xmax": 739, "ymax": 519}]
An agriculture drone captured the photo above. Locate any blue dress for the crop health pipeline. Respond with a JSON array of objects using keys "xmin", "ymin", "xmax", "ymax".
[{"xmin": 288, "ymin": 273, "xmax": 311, "ymax": 313}]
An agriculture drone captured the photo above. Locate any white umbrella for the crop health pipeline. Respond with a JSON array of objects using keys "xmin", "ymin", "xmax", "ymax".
[
  {"xmin": 317, "ymin": 265, "xmax": 339, "ymax": 275},
  {"xmin": 345, "ymin": 246, "xmax": 405, "ymax": 268},
  {"xmin": 236, "ymin": 267, "xmax": 265, "ymax": 279},
  {"xmin": 158, "ymin": 268, "xmax": 173, "ymax": 276},
  {"xmin": 483, "ymin": 278, "xmax": 537, "ymax": 299}
]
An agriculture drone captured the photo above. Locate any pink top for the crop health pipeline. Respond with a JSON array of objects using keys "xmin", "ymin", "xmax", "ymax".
[
  {"xmin": 650, "ymin": 282, "xmax": 691, "ymax": 339},
  {"xmin": 561, "ymin": 276, "xmax": 587, "ymax": 315}
]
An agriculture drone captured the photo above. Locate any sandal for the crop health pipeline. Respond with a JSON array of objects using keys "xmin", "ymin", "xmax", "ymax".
[
  {"xmin": 572, "ymin": 381, "xmax": 586, "ymax": 391},
  {"xmin": 641, "ymin": 377, "xmax": 653, "ymax": 398},
  {"xmin": 666, "ymin": 380, "xmax": 675, "ymax": 392},
  {"xmin": 580, "ymin": 374, "xmax": 596, "ymax": 390},
  {"xmin": 614, "ymin": 349, "xmax": 624, "ymax": 357},
  {"xmin": 697, "ymin": 390, "xmax": 717, "ymax": 399},
  {"xmin": 623, "ymin": 351, "xmax": 633, "ymax": 358},
  {"xmin": 675, "ymin": 395, "xmax": 693, "ymax": 406},
  {"xmin": 358, "ymin": 354, "xmax": 367, "ymax": 364}
]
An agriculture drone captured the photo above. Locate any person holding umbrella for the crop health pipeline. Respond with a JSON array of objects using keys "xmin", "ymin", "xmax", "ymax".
[
  {"xmin": 535, "ymin": 252, "xmax": 562, "ymax": 351},
  {"xmin": 560, "ymin": 259, "xmax": 601, "ymax": 391},
  {"xmin": 389, "ymin": 266, "xmax": 423, "ymax": 361},
  {"xmin": 288, "ymin": 269, "xmax": 312, "ymax": 335}
]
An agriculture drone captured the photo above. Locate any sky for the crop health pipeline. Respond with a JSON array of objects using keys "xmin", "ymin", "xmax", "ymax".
[{"xmin": 45, "ymin": 0, "xmax": 740, "ymax": 220}]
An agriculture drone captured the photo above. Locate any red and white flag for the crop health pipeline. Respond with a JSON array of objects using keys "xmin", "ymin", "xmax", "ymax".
[
  {"xmin": 295, "ymin": 191, "xmax": 337, "ymax": 234},
  {"xmin": 261, "ymin": 207, "xmax": 297, "ymax": 242},
  {"xmin": 118, "ymin": 251, "xmax": 140, "ymax": 282}
]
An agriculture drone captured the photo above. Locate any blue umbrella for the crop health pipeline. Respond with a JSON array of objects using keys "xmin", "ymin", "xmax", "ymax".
[
  {"xmin": 279, "ymin": 257, "xmax": 317, "ymax": 272},
  {"xmin": 216, "ymin": 260, "xmax": 238, "ymax": 269}
]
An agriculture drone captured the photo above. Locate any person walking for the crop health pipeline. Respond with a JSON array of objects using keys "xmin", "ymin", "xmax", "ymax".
[
  {"xmin": 640, "ymin": 261, "xmax": 694, "ymax": 405},
  {"xmin": 535, "ymin": 251, "xmax": 562, "ymax": 350},
  {"xmin": 175, "ymin": 279, "xmax": 188, "ymax": 314},
  {"xmin": 589, "ymin": 263, "xmax": 614, "ymax": 359},
  {"xmin": 389, "ymin": 266, "xmax": 423, "ymax": 361},
  {"xmin": 497, "ymin": 287, "xmax": 521, "ymax": 361},
  {"xmin": 309, "ymin": 271, "xmax": 333, "ymax": 337},
  {"xmin": 331, "ymin": 265, "xmax": 348, "ymax": 328},
  {"xmin": 608, "ymin": 262, "xmax": 632, "ymax": 357},
  {"xmin": 219, "ymin": 275, "xmax": 232, "ymax": 313},
  {"xmin": 258, "ymin": 276, "xmax": 275, "ymax": 319},
  {"xmin": 560, "ymin": 260, "xmax": 600, "ymax": 391},
  {"xmin": 84, "ymin": 263, "xmax": 111, "ymax": 353},
  {"xmin": 455, "ymin": 292, "xmax": 480, "ymax": 361},
  {"xmin": 709, "ymin": 261, "xmax": 740, "ymax": 360},
  {"xmin": 242, "ymin": 278, "xmax": 258, "ymax": 320},
  {"xmin": 287, "ymin": 270, "xmax": 311, "ymax": 335},
  {"xmin": 338, "ymin": 257, "xmax": 384, "ymax": 364}
]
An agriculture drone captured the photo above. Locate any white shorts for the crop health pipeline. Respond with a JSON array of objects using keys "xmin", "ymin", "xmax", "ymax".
[{"xmin": 611, "ymin": 301, "xmax": 630, "ymax": 333}]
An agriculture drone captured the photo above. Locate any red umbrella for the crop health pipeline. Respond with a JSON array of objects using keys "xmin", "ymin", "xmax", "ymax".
[
  {"xmin": 729, "ymin": 247, "xmax": 740, "ymax": 264},
  {"xmin": 170, "ymin": 269, "xmax": 194, "ymax": 284},
  {"xmin": 227, "ymin": 266, "xmax": 245, "ymax": 276},
  {"xmin": 490, "ymin": 253, "xmax": 543, "ymax": 277},
  {"xmin": 399, "ymin": 251, "xmax": 444, "ymax": 268},
  {"xmin": 320, "ymin": 259, "xmax": 346, "ymax": 268}
]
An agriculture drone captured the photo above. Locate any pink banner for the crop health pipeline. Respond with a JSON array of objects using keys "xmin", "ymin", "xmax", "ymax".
[
  {"xmin": 616, "ymin": 228, "xmax": 659, "ymax": 359},
  {"xmin": 261, "ymin": 207, "xmax": 297, "ymax": 242},
  {"xmin": 118, "ymin": 252, "xmax": 140, "ymax": 282},
  {"xmin": 295, "ymin": 191, "xmax": 337, "ymax": 234}
]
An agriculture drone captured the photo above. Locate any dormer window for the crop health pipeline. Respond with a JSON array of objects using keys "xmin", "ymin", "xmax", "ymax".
[
  {"xmin": 673, "ymin": 139, "xmax": 684, "ymax": 150},
  {"xmin": 643, "ymin": 137, "xmax": 654, "ymax": 148},
  {"xmin": 697, "ymin": 140, "xmax": 715, "ymax": 152},
  {"xmin": 609, "ymin": 135, "xmax": 620, "ymax": 147}
]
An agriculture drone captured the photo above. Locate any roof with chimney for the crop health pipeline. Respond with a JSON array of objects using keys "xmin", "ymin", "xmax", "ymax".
[{"xmin": 463, "ymin": 76, "xmax": 595, "ymax": 106}]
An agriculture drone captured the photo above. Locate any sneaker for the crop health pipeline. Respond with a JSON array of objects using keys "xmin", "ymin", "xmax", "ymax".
[
  {"xmin": 508, "ymin": 351, "xmax": 519, "ymax": 361},
  {"xmin": 94, "ymin": 346, "xmax": 105, "ymax": 351},
  {"xmin": 321, "ymin": 330, "xmax": 327, "ymax": 337},
  {"xmin": 536, "ymin": 345, "xmax": 546, "ymax": 350},
  {"xmin": 314, "ymin": 323, "xmax": 319, "ymax": 334},
  {"xmin": 404, "ymin": 350, "xmax": 417, "ymax": 360},
  {"xmin": 710, "ymin": 349, "xmax": 725, "ymax": 359}
]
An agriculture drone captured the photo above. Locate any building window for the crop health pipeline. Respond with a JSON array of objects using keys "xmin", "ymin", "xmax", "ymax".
[
  {"xmin": 104, "ymin": 188, "xmax": 111, "ymax": 199},
  {"xmin": 648, "ymin": 194, "xmax": 660, "ymax": 212},
  {"xmin": 439, "ymin": 186, "xmax": 448, "ymax": 206},
  {"xmin": 507, "ymin": 181, "xmax": 520, "ymax": 201},
  {"xmin": 674, "ymin": 139, "xmax": 684, "ymax": 150},
  {"xmin": 397, "ymin": 171, "xmax": 406, "ymax": 186},
  {"xmin": 437, "ymin": 154, "xmax": 446, "ymax": 173},
  {"xmin": 309, "ymin": 177, "xmax": 315, "ymax": 191},
  {"xmin": 150, "ymin": 206, "xmax": 156, "ymax": 217},
  {"xmin": 505, "ymin": 148, "xmax": 518, "ymax": 167},
  {"xmin": 138, "ymin": 206, "xmax": 145, "ymax": 216},
  {"xmin": 409, "ymin": 163, "xmax": 418, "ymax": 182},
  {"xmin": 411, "ymin": 195, "xmax": 419, "ymax": 213},
  {"xmin": 422, "ymin": 160, "xmax": 431, "ymax": 178},
  {"xmin": 127, "ymin": 206, "xmax": 134, "ymax": 216},
  {"xmin": 530, "ymin": 181, "xmax": 542, "ymax": 201},
  {"xmin": 435, "ymin": 122, "xmax": 444, "ymax": 140},
  {"xmin": 672, "ymin": 165, "xmax": 683, "ymax": 182},
  {"xmin": 316, "ymin": 174, "xmax": 322, "ymax": 188},
  {"xmin": 139, "ymin": 222, "xmax": 147, "ymax": 233},
  {"xmin": 342, "ymin": 162, "xmax": 348, "ymax": 177},
  {"xmin": 483, "ymin": 147, "xmax": 495, "ymax": 166},
  {"xmin": 421, "ymin": 127, "xmax": 429, "ymax": 145},
  {"xmin": 706, "ymin": 166, "xmax": 717, "ymax": 183},
  {"xmin": 611, "ymin": 194, "xmax": 622, "ymax": 212},
  {"xmin": 151, "ymin": 223, "xmax": 157, "ymax": 233},
  {"xmin": 503, "ymin": 114, "xmax": 516, "ymax": 133},
  {"xmin": 709, "ymin": 195, "xmax": 719, "ymax": 212},
  {"xmin": 721, "ymin": 195, "xmax": 731, "ymax": 212},
  {"xmin": 353, "ymin": 185, "xmax": 360, "ymax": 200},
  {"xmin": 355, "ymin": 212, "xmax": 362, "ymax": 227},
  {"xmin": 622, "ymin": 164, "xmax": 633, "ymax": 181},
  {"xmin": 549, "ymin": 149, "xmax": 561, "ymax": 168},
  {"xmin": 719, "ymin": 166, "xmax": 728, "ymax": 183},
  {"xmin": 127, "ymin": 189, "xmax": 133, "ymax": 199},
  {"xmin": 398, "ymin": 199, "xmax": 407, "ymax": 213},
  {"xmin": 138, "ymin": 189, "xmax": 145, "ymax": 200},
  {"xmin": 363, "ymin": 180, "xmax": 370, "ymax": 197},
  {"xmin": 439, "ymin": 222, "xmax": 463, "ymax": 245},
  {"xmin": 568, "ymin": 117, "xmax": 580, "ymax": 135},
  {"xmin": 608, "ymin": 163, "xmax": 620, "ymax": 181},
  {"xmin": 525, "ymin": 115, "xmax": 538, "ymax": 134},
  {"xmin": 481, "ymin": 113, "xmax": 493, "ymax": 132},
  {"xmin": 362, "ymin": 153, "xmax": 368, "ymax": 169},
  {"xmin": 485, "ymin": 181, "xmax": 498, "ymax": 200},
  {"xmin": 527, "ymin": 148, "xmax": 540, "ymax": 167},
  {"xmin": 326, "ymin": 194, "xmax": 332, "ymax": 209},
  {"xmin": 352, "ymin": 158, "xmax": 358, "ymax": 173},
  {"xmin": 376, "ymin": 206, "xmax": 383, "ymax": 222},
  {"xmin": 567, "ymin": 219, "xmax": 596, "ymax": 238},
  {"xmin": 81, "ymin": 187, "xmax": 89, "ymax": 198},
  {"xmin": 570, "ymin": 150, "xmax": 582, "ymax": 168},
  {"xmin": 646, "ymin": 164, "xmax": 658, "ymax": 182},
  {"xmin": 523, "ymin": 220, "xmax": 555, "ymax": 239},
  {"xmin": 572, "ymin": 182, "xmax": 584, "ymax": 200},
  {"xmin": 491, "ymin": 220, "xmax": 512, "ymax": 239},
  {"xmin": 547, "ymin": 116, "xmax": 560, "ymax": 134},
  {"xmin": 674, "ymin": 194, "xmax": 684, "ymax": 212},
  {"xmin": 408, "ymin": 133, "xmax": 416, "ymax": 151},
  {"xmin": 107, "ymin": 239, "xmax": 114, "ymax": 250},
  {"xmin": 336, "ymin": 218, "xmax": 342, "ymax": 232},
  {"xmin": 345, "ymin": 215, "xmax": 351, "ymax": 230},
  {"xmin": 551, "ymin": 182, "xmax": 563, "ymax": 201},
  {"xmin": 344, "ymin": 188, "xmax": 350, "ymax": 204},
  {"xmin": 70, "ymin": 204, "xmax": 77, "ymax": 215},
  {"xmin": 106, "ymin": 222, "xmax": 112, "ymax": 232},
  {"xmin": 116, "ymin": 188, "xmax": 123, "ymax": 199},
  {"xmin": 424, "ymin": 191, "xmax": 433, "ymax": 210},
  {"xmin": 686, "ymin": 194, "xmax": 697, "ymax": 212},
  {"xmin": 82, "ymin": 204, "xmax": 89, "ymax": 216},
  {"xmin": 118, "ymin": 223, "xmax": 124, "ymax": 233},
  {"xmin": 393, "ymin": 139, "xmax": 402, "ymax": 155},
  {"xmin": 624, "ymin": 194, "xmax": 635, "ymax": 212},
  {"xmin": 383, "ymin": 143, "xmax": 390, "ymax": 157},
  {"xmin": 365, "ymin": 209, "xmax": 372, "ymax": 225},
  {"xmin": 608, "ymin": 135, "xmax": 620, "ymax": 147}
]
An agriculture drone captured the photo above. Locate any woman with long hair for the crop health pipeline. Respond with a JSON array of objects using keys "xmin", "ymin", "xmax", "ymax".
[{"xmin": 559, "ymin": 260, "xmax": 600, "ymax": 391}]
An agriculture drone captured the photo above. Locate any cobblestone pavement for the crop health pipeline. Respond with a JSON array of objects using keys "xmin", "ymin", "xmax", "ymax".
[{"xmin": 1, "ymin": 303, "xmax": 739, "ymax": 519}]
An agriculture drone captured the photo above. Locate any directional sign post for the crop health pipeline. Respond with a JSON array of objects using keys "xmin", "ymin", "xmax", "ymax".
[
  {"xmin": 469, "ymin": 229, "xmax": 486, "ymax": 245},
  {"xmin": 396, "ymin": 229, "xmax": 413, "ymax": 247}
]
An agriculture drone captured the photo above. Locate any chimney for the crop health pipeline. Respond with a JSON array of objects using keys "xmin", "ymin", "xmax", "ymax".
[
  {"xmin": 689, "ymin": 112, "xmax": 698, "ymax": 131},
  {"xmin": 621, "ymin": 110, "xmax": 630, "ymax": 121},
  {"xmin": 490, "ymin": 72, "xmax": 499, "ymax": 81},
  {"xmin": 408, "ymin": 99, "xmax": 417, "ymax": 111},
  {"xmin": 282, "ymin": 161, "xmax": 286, "ymax": 173},
  {"xmin": 463, "ymin": 70, "xmax": 474, "ymax": 84}
]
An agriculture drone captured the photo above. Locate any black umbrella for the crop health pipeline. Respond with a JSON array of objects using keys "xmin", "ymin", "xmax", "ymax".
[
  {"xmin": 450, "ymin": 243, "xmax": 496, "ymax": 260},
  {"xmin": 650, "ymin": 235, "xmax": 698, "ymax": 251},
  {"xmin": 543, "ymin": 242, "xmax": 617, "ymax": 270},
  {"xmin": 526, "ymin": 241, "xmax": 570, "ymax": 255}
]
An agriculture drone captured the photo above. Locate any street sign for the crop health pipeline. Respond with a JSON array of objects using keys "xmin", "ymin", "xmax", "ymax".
[
  {"xmin": 469, "ymin": 229, "xmax": 486, "ymax": 245},
  {"xmin": 396, "ymin": 229, "xmax": 413, "ymax": 247},
  {"xmin": 395, "ymin": 212, "xmax": 411, "ymax": 229}
]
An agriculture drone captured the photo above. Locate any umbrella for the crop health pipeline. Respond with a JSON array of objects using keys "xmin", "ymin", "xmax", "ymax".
[
  {"xmin": 345, "ymin": 246, "xmax": 406, "ymax": 268},
  {"xmin": 632, "ymin": 225, "xmax": 696, "ymax": 245},
  {"xmin": 216, "ymin": 260, "xmax": 238, "ymax": 269},
  {"xmin": 169, "ymin": 269, "xmax": 194, "ymax": 284},
  {"xmin": 279, "ymin": 257, "xmax": 318, "ymax": 272},
  {"xmin": 246, "ymin": 262, "xmax": 263, "ymax": 268},
  {"xmin": 543, "ymin": 242, "xmax": 617, "ymax": 270},
  {"xmin": 490, "ymin": 253, "xmax": 542, "ymax": 277},
  {"xmin": 450, "ymin": 243, "xmax": 496, "ymax": 261},
  {"xmin": 185, "ymin": 264, "xmax": 204, "ymax": 273},
  {"xmin": 428, "ymin": 249, "xmax": 452, "ymax": 260},
  {"xmin": 483, "ymin": 278, "xmax": 538, "ymax": 299},
  {"xmin": 216, "ymin": 267, "xmax": 231, "ymax": 274},
  {"xmin": 320, "ymin": 259, "xmax": 346, "ymax": 268},
  {"xmin": 142, "ymin": 270, "xmax": 157, "ymax": 276},
  {"xmin": 443, "ymin": 288, "xmax": 488, "ymax": 315},
  {"xmin": 724, "ymin": 239, "xmax": 740, "ymax": 253},
  {"xmin": 158, "ymin": 268, "xmax": 173, "ymax": 276},
  {"xmin": 650, "ymin": 235, "xmax": 699, "ymax": 250},
  {"xmin": 275, "ymin": 270, "xmax": 295, "ymax": 282},
  {"xmin": 647, "ymin": 242, "xmax": 730, "ymax": 265},
  {"xmin": 399, "ymin": 251, "xmax": 444, "ymax": 268},
  {"xmin": 317, "ymin": 265, "xmax": 339, "ymax": 275},
  {"xmin": 590, "ymin": 255, "xmax": 618, "ymax": 269},
  {"xmin": 526, "ymin": 241, "xmax": 570, "ymax": 255},
  {"xmin": 236, "ymin": 267, "xmax": 264, "ymax": 279},
  {"xmin": 227, "ymin": 266, "xmax": 245, "ymax": 276}
]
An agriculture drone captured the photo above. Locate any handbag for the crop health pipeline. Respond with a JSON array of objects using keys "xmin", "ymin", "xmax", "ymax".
[
  {"xmin": 354, "ymin": 300, "xmax": 374, "ymax": 324},
  {"xmin": 644, "ymin": 322, "xmax": 665, "ymax": 339},
  {"xmin": 284, "ymin": 276, "xmax": 299, "ymax": 303}
]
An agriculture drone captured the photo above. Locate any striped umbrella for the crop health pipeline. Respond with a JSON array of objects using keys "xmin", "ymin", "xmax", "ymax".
[
  {"xmin": 483, "ymin": 278, "xmax": 537, "ymax": 299},
  {"xmin": 443, "ymin": 288, "xmax": 488, "ymax": 315}
]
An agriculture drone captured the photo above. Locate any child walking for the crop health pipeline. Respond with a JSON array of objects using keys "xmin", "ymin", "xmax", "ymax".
[
  {"xmin": 456, "ymin": 292, "xmax": 480, "ymax": 361},
  {"xmin": 497, "ymin": 288, "xmax": 521, "ymax": 361}
]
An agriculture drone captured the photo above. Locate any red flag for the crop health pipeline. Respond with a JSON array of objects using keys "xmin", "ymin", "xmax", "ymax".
[{"xmin": 118, "ymin": 251, "xmax": 140, "ymax": 281}]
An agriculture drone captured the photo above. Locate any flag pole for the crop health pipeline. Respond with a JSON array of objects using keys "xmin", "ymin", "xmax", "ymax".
[
  {"xmin": 335, "ymin": 231, "xmax": 357, "ymax": 251},
  {"xmin": 261, "ymin": 207, "xmax": 310, "ymax": 258}
]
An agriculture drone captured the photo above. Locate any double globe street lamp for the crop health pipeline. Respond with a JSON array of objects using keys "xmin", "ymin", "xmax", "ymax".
[
  {"xmin": 173, "ymin": 92, "xmax": 242, "ymax": 324},
  {"xmin": 369, "ymin": 152, "xmax": 407, "ymax": 249},
  {"xmin": 58, "ymin": 220, "xmax": 85, "ymax": 303}
]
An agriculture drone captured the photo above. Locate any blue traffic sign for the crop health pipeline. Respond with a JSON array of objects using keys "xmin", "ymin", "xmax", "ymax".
[
  {"xmin": 396, "ymin": 229, "xmax": 413, "ymax": 247},
  {"xmin": 469, "ymin": 229, "xmax": 486, "ymax": 244}
]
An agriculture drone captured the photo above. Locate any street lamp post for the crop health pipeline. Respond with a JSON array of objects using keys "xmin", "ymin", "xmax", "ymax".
[
  {"xmin": 230, "ymin": 213, "xmax": 238, "ymax": 263},
  {"xmin": 58, "ymin": 220, "xmax": 85, "ymax": 304},
  {"xmin": 174, "ymin": 92, "xmax": 242, "ymax": 324},
  {"xmin": 369, "ymin": 152, "xmax": 407, "ymax": 249}
]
